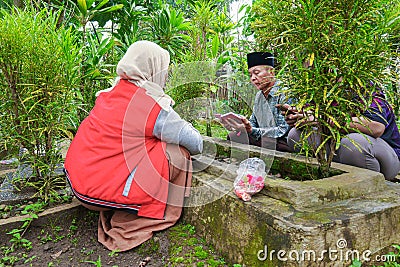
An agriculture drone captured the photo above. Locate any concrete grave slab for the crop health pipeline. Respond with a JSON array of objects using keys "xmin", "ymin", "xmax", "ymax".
[{"xmin": 183, "ymin": 137, "xmax": 400, "ymax": 266}]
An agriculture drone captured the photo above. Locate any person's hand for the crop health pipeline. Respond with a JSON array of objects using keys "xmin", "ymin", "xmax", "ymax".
[
  {"xmin": 286, "ymin": 113, "xmax": 304, "ymax": 127},
  {"xmin": 220, "ymin": 118, "xmax": 233, "ymax": 130},
  {"xmin": 223, "ymin": 117, "xmax": 251, "ymax": 134},
  {"xmin": 224, "ymin": 117, "xmax": 245, "ymax": 132},
  {"xmin": 276, "ymin": 104, "xmax": 301, "ymax": 127},
  {"xmin": 276, "ymin": 103, "xmax": 297, "ymax": 116},
  {"xmin": 241, "ymin": 117, "xmax": 252, "ymax": 133}
]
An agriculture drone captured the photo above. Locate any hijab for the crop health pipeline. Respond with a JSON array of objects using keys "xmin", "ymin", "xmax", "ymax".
[{"xmin": 96, "ymin": 40, "xmax": 174, "ymax": 111}]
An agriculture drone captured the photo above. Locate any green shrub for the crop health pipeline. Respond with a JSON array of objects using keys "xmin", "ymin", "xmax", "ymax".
[
  {"xmin": 252, "ymin": 0, "xmax": 400, "ymax": 176},
  {"xmin": 0, "ymin": 7, "xmax": 80, "ymax": 200}
]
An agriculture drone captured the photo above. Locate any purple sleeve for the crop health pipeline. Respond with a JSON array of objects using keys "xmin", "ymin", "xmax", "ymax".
[{"xmin": 363, "ymin": 97, "xmax": 391, "ymax": 126}]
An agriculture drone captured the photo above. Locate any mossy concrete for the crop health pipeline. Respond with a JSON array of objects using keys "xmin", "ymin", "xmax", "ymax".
[
  {"xmin": 183, "ymin": 137, "xmax": 400, "ymax": 266},
  {"xmin": 200, "ymin": 136, "xmax": 388, "ymax": 209}
]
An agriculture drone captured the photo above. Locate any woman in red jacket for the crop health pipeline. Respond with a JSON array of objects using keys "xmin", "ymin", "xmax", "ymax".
[{"xmin": 64, "ymin": 41, "xmax": 203, "ymax": 251}]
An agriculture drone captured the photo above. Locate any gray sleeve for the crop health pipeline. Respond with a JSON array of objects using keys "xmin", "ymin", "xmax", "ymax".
[{"xmin": 153, "ymin": 108, "xmax": 203, "ymax": 155}]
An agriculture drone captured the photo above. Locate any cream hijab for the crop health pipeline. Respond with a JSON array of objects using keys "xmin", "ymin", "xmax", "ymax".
[{"xmin": 96, "ymin": 40, "xmax": 174, "ymax": 111}]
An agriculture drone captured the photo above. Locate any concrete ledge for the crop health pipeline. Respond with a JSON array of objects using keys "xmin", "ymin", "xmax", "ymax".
[
  {"xmin": 183, "ymin": 137, "xmax": 400, "ymax": 266},
  {"xmin": 0, "ymin": 198, "xmax": 82, "ymax": 237},
  {"xmin": 200, "ymin": 136, "xmax": 388, "ymax": 208},
  {"xmin": 263, "ymin": 168, "xmax": 386, "ymax": 209}
]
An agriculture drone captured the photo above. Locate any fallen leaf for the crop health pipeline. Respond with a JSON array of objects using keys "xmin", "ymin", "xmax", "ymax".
[{"xmin": 51, "ymin": 250, "xmax": 63, "ymax": 259}]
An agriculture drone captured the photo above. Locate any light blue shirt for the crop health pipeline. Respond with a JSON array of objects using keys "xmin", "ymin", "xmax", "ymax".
[{"xmin": 249, "ymin": 82, "xmax": 292, "ymax": 139}]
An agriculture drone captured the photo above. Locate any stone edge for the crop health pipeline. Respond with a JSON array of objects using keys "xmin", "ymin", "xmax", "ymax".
[{"xmin": 0, "ymin": 198, "xmax": 82, "ymax": 230}]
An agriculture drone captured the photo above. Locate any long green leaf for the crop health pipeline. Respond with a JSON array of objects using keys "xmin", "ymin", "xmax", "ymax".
[
  {"xmin": 77, "ymin": 0, "xmax": 87, "ymax": 16},
  {"xmin": 211, "ymin": 34, "xmax": 220, "ymax": 58}
]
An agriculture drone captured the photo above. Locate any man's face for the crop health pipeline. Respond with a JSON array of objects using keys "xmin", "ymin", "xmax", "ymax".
[{"xmin": 248, "ymin": 65, "xmax": 275, "ymax": 92}]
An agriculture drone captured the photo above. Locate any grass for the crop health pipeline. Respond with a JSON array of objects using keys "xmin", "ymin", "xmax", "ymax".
[
  {"xmin": 167, "ymin": 223, "xmax": 232, "ymax": 267},
  {"xmin": 193, "ymin": 119, "xmax": 229, "ymax": 140}
]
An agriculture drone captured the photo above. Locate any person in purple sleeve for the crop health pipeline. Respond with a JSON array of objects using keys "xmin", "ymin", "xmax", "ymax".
[{"xmin": 283, "ymin": 90, "xmax": 400, "ymax": 181}]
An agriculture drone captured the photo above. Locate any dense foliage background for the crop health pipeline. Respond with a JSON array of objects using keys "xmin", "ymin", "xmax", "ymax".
[
  {"xmin": 0, "ymin": 0, "xmax": 257, "ymax": 198},
  {"xmin": 0, "ymin": 0, "xmax": 399, "ymax": 193},
  {"xmin": 252, "ymin": 0, "xmax": 400, "ymax": 174}
]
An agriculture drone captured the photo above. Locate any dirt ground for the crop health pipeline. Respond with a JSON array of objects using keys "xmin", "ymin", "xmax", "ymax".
[
  {"xmin": 0, "ymin": 205, "xmax": 233, "ymax": 267},
  {"xmin": 0, "ymin": 159, "xmax": 235, "ymax": 267}
]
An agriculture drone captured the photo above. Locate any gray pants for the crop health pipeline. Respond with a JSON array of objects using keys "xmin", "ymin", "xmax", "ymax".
[{"xmin": 288, "ymin": 128, "xmax": 400, "ymax": 181}]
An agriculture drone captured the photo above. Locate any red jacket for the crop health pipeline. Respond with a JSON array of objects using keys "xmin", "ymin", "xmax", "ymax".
[{"xmin": 64, "ymin": 80, "xmax": 169, "ymax": 219}]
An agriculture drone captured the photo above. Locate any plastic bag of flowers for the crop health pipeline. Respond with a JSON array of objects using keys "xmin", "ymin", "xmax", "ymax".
[{"xmin": 234, "ymin": 157, "xmax": 266, "ymax": 201}]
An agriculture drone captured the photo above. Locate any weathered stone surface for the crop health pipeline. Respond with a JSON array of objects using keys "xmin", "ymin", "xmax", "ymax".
[
  {"xmin": 263, "ymin": 167, "xmax": 386, "ymax": 209},
  {"xmin": 183, "ymin": 137, "xmax": 400, "ymax": 267},
  {"xmin": 201, "ymin": 136, "xmax": 389, "ymax": 208}
]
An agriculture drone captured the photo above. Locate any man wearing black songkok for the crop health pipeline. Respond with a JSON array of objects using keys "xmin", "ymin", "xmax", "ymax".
[{"xmin": 224, "ymin": 52, "xmax": 293, "ymax": 152}]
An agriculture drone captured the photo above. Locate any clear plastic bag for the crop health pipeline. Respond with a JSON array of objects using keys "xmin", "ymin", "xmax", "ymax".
[{"xmin": 234, "ymin": 158, "xmax": 266, "ymax": 201}]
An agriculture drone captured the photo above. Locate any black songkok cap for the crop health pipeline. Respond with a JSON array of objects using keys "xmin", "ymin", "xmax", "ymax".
[{"xmin": 247, "ymin": 52, "xmax": 274, "ymax": 69}]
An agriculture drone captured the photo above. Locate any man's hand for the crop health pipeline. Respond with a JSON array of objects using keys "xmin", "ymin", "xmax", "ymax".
[
  {"xmin": 223, "ymin": 117, "xmax": 252, "ymax": 133},
  {"xmin": 276, "ymin": 104, "xmax": 301, "ymax": 127},
  {"xmin": 276, "ymin": 103, "xmax": 297, "ymax": 115},
  {"xmin": 241, "ymin": 117, "xmax": 252, "ymax": 133},
  {"xmin": 285, "ymin": 113, "xmax": 304, "ymax": 127}
]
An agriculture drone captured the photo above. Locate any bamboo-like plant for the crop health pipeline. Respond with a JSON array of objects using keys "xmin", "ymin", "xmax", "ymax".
[
  {"xmin": 72, "ymin": 0, "xmax": 123, "ymax": 119},
  {"xmin": 110, "ymin": 0, "xmax": 149, "ymax": 53},
  {"xmin": 166, "ymin": 0, "xmax": 238, "ymax": 136},
  {"xmin": 252, "ymin": 0, "xmax": 400, "ymax": 177},
  {"xmin": 148, "ymin": 6, "xmax": 192, "ymax": 61},
  {"xmin": 0, "ymin": 7, "xmax": 80, "ymax": 200}
]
